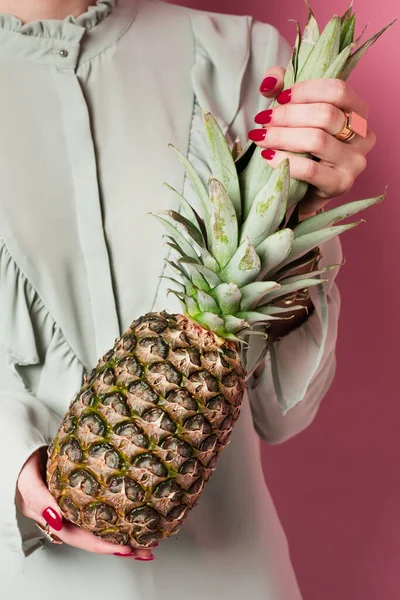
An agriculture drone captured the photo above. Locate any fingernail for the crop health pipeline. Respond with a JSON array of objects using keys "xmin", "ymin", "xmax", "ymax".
[
  {"xmin": 248, "ymin": 129, "xmax": 267, "ymax": 142},
  {"xmin": 134, "ymin": 555, "xmax": 155, "ymax": 561},
  {"xmin": 254, "ymin": 109, "xmax": 272, "ymax": 125},
  {"xmin": 259, "ymin": 76, "xmax": 278, "ymax": 93},
  {"xmin": 114, "ymin": 552, "xmax": 138, "ymax": 557},
  {"xmin": 277, "ymin": 89, "xmax": 292, "ymax": 105},
  {"xmin": 261, "ymin": 149, "xmax": 276, "ymax": 160},
  {"xmin": 151, "ymin": 543, "xmax": 159, "ymax": 548},
  {"xmin": 42, "ymin": 507, "xmax": 62, "ymax": 531}
]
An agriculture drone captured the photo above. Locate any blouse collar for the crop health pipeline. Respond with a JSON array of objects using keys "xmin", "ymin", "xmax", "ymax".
[{"xmin": 0, "ymin": 0, "xmax": 138, "ymax": 67}]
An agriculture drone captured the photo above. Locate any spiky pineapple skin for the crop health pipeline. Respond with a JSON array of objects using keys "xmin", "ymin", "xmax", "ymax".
[{"xmin": 47, "ymin": 312, "xmax": 246, "ymax": 549}]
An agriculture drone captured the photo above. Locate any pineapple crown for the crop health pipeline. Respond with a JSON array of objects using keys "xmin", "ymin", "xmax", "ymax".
[{"xmin": 153, "ymin": 1, "xmax": 393, "ymax": 341}]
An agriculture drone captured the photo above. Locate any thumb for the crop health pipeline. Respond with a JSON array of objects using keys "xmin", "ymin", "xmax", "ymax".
[
  {"xmin": 17, "ymin": 448, "xmax": 63, "ymax": 531},
  {"xmin": 259, "ymin": 66, "xmax": 286, "ymax": 97}
]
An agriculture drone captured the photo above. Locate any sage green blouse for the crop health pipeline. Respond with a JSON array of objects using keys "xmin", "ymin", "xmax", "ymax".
[{"xmin": 0, "ymin": 1, "xmax": 341, "ymax": 598}]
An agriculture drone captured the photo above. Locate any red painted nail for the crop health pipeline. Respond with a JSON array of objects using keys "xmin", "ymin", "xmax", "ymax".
[
  {"xmin": 277, "ymin": 89, "xmax": 292, "ymax": 104},
  {"xmin": 259, "ymin": 76, "xmax": 278, "ymax": 93},
  {"xmin": 42, "ymin": 507, "xmax": 62, "ymax": 531},
  {"xmin": 248, "ymin": 129, "xmax": 267, "ymax": 142},
  {"xmin": 151, "ymin": 543, "xmax": 159, "ymax": 548},
  {"xmin": 134, "ymin": 555, "xmax": 155, "ymax": 562},
  {"xmin": 114, "ymin": 552, "xmax": 138, "ymax": 557},
  {"xmin": 261, "ymin": 149, "xmax": 276, "ymax": 160},
  {"xmin": 254, "ymin": 109, "xmax": 272, "ymax": 125}
]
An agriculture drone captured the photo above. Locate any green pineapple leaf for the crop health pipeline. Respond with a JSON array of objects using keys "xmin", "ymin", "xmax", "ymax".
[
  {"xmin": 279, "ymin": 264, "xmax": 338, "ymax": 286},
  {"xmin": 202, "ymin": 110, "xmax": 242, "ymax": 221},
  {"xmin": 259, "ymin": 278, "xmax": 326, "ymax": 303},
  {"xmin": 240, "ymin": 159, "xmax": 290, "ymax": 248},
  {"xmin": 293, "ymin": 192, "xmax": 385, "ymax": 238},
  {"xmin": 297, "ymin": 0, "xmax": 319, "ymax": 73},
  {"xmin": 340, "ymin": 19, "xmax": 398, "ymax": 81},
  {"xmin": 258, "ymin": 304, "xmax": 307, "ymax": 315},
  {"xmin": 153, "ymin": 215, "xmax": 200, "ymax": 262},
  {"xmin": 234, "ymin": 311, "xmax": 283, "ymax": 325},
  {"xmin": 194, "ymin": 290, "xmax": 220, "ymax": 314},
  {"xmin": 257, "ymin": 228, "xmax": 294, "ymax": 280},
  {"xmin": 323, "ymin": 42, "xmax": 355, "ymax": 78},
  {"xmin": 273, "ymin": 221, "xmax": 362, "ymax": 273},
  {"xmin": 219, "ymin": 238, "xmax": 261, "ymax": 287},
  {"xmin": 239, "ymin": 147, "xmax": 275, "ymax": 220},
  {"xmin": 158, "ymin": 210, "xmax": 204, "ymax": 247},
  {"xmin": 223, "ymin": 315, "xmax": 249, "ymax": 333},
  {"xmin": 297, "ymin": 15, "xmax": 341, "ymax": 81},
  {"xmin": 340, "ymin": 1, "xmax": 354, "ymax": 24},
  {"xmin": 179, "ymin": 259, "xmax": 222, "ymax": 288},
  {"xmin": 163, "ymin": 183, "xmax": 206, "ymax": 243},
  {"xmin": 340, "ymin": 13, "xmax": 356, "ymax": 51},
  {"xmin": 239, "ymin": 281, "xmax": 281, "ymax": 311},
  {"xmin": 208, "ymin": 178, "xmax": 238, "ymax": 269},
  {"xmin": 160, "ymin": 276, "xmax": 186, "ymax": 294},
  {"xmin": 287, "ymin": 19, "xmax": 302, "ymax": 79},
  {"xmin": 166, "ymin": 260, "xmax": 197, "ymax": 295},
  {"xmin": 157, "ymin": 210, "xmax": 219, "ymax": 271},
  {"xmin": 168, "ymin": 144, "xmax": 211, "ymax": 226},
  {"xmin": 210, "ymin": 283, "xmax": 242, "ymax": 315}
]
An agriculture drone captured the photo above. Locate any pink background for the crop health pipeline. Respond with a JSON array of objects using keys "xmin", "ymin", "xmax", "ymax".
[{"xmin": 166, "ymin": 1, "xmax": 400, "ymax": 598}]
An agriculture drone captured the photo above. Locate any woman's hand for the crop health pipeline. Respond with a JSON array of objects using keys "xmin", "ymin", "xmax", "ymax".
[
  {"xmin": 16, "ymin": 448, "xmax": 154, "ymax": 560},
  {"xmin": 249, "ymin": 67, "xmax": 376, "ymax": 218}
]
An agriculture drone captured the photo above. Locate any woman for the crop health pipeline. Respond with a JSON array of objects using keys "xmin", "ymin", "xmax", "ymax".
[{"xmin": 0, "ymin": 0, "xmax": 375, "ymax": 598}]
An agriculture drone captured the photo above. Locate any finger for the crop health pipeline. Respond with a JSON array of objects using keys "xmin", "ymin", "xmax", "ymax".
[
  {"xmin": 51, "ymin": 521, "xmax": 139, "ymax": 556},
  {"xmin": 259, "ymin": 66, "xmax": 286, "ymax": 97},
  {"xmin": 17, "ymin": 451, "xmax": 149, "ymax": 557},
  {"xmin": 276, "ymin": 78, "xmax": 369, "ymax": 119},
  {"xmin": 248, "ymin": 126, "xmax": 356, "ymax": 167},
  {"xmin": 254, "ymin": 103, "xmax": 347, "ymax": 138},
  {"xmin": 261, "ymin": 149, "xmax": 355, "ymax": 198},
  {"xmin": 17, "ymin": 449, "xmax": 63, "ymax": 531}
]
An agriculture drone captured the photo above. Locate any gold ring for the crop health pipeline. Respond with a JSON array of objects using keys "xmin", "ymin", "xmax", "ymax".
[
  {"xmin": 36, "ymin": 522, "xmax": 63, "ymax": 545},
  {"xmin": 334, "ymin": 110, "xmax": 368, "ymax": 143}
]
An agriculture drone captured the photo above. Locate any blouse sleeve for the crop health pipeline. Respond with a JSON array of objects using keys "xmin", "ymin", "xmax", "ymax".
[
  {"xmin": 0, "ymin": 240, "xmax": 83, "ymax": 557},
  {"xmin": 188, "ymin": 12, "xmax": 342, "ymax": 443}
]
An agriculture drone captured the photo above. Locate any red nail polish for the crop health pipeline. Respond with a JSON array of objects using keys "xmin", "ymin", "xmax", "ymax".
[
  {"xmin": 151, "ymin": 543, "xmax": 159, "ymax": 548},
  {"xmin": 261, "ymin": 149, "xmax": 276, "ymax": 160},
  {"xmin": 259, "ymin": 76, "xmax": 278, "ymax": 93},
  {"xmin": 277, "ymin": 89, "xmax": 292, "ymax": 104},
  {"xmin": 134, "ymin": 555, "xmax": 155, "ymax": 562},
  {"xmin": 114, "ymin": 552, "xmax": 138, "ymax": 557},
  {"xmin": 42, "ymin": 507, "xmax": 62, "ymax": 531},
  {"xmin": 254, "ymin": 109, "xmax": 272, "ymax": 125},
  {"xmin": 248, "ymin": 129, "xmax": 267, "ymax": 142}
]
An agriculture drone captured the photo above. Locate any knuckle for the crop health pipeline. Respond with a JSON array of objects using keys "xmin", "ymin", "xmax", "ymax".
[
  {"xmin": 337, "ymin": 172, "xmax": 354, "ymax": 195},
  {"xmin": 355, "ymin": 154, "xmax": 367, "ymax": 174},
  {"xmin": 304, "ymin": 159, "xmax": 319, "ymax": 181},
  {"xmin": 332, "ymin": 78, "xmax": 348, "ymax": 102},
  {"xmin": 311, "ymin": 129, "xmax": 329, "ymax": 153},
  {"xmin": 317, "ymin": 103, "xmax": 337, "ymax": 128}
]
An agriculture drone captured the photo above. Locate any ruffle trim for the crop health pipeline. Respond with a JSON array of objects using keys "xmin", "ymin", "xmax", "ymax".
[{"xmin": 0, "ymin": 0, "xmax": 117, "ymax": 40}]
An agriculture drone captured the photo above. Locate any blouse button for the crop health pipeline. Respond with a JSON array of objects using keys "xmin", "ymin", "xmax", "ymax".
[{"xmin": 59, "ymin": 49, "xmax": 69, "ymax": 58}]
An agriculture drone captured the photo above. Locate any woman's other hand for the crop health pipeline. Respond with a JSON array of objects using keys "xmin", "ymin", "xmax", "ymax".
[{"xmin": 16, "ymin": 448, "xmax": 154, "ymax": 560}]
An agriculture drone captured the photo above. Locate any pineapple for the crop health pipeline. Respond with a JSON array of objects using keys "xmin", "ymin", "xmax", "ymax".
[{"xmin": 47, "ymin": 2, "xmax": 393, "ymax": 550}]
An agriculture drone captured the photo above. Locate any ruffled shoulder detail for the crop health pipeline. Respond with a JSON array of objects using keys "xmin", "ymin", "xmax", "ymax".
[
  {"xmin": 0, "ymin": 239, "xmax": 41, "ymax": 366},
  {"xmin": 0, "ymin": 237, "xmax": 84, "ymax": 408},
  {"xmin": 188, "ymin": 10, "xmax": 291, "ymax": 138},
  {"xmin": 183, "ymin": 11, "xmax": 292, "ymax": 217},
  {"xmin": 0, "ymin": 0, "xmax": 116, "ymax": 39},
  {"xmin": 189, "ymin": 10, "xmax": 253, "ymax": 135}
]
